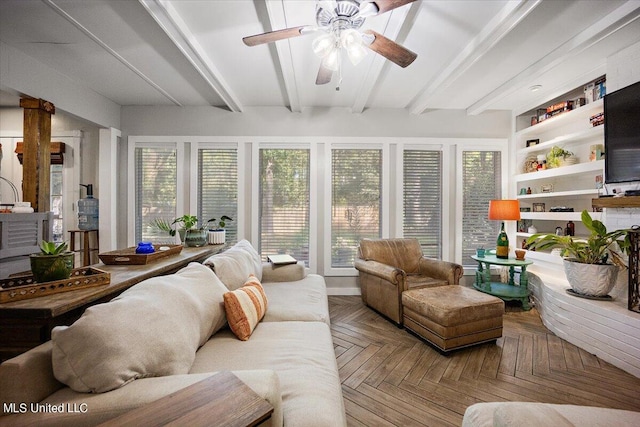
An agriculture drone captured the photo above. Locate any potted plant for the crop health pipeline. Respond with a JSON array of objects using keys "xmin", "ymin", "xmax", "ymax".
[
  {"xmin": 206, "ymin": 216, "xmax": 233, "ymax": 244},
  {"xmin": 152, "ymin": 215, "xmax": 207, "ymax": 247},
  {"xmin": 30, "ymin": 241, "xmax": 75, "ymax": 283},
  {"xmin": 526, "ymin": 210, "xmax": 631, "ymax": 297},
  {"xmin": 546, "ymin": 146, "xmax": 575, "ymax": 168}
]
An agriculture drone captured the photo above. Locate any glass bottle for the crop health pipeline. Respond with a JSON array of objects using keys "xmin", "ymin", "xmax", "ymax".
[{"xmin": 496, "ymin": 222, "xmax": 509, "ymax": 259}]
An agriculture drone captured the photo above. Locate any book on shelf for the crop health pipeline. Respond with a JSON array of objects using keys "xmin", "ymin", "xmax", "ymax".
[{"xmin": 267, "ymin": 254, "xmax": 297, "ymax": 265}]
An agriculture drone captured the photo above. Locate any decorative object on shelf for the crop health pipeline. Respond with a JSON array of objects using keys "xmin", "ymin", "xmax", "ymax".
[
  {"xmin": 488, "ymin": 199, "xmax": 521, "ymax": 259},
  {"xmin": 526, "ymin": 139, "xmax": 540, "ymax": 147},
  {"xmin": 527, "ymin": 225, "xmax": 538, "ymax": 234},
  {"xmin": 522, "ymin": 155, "xmax": 538, "ymax": 173},
  {"xmin": 515, "ymin": 249, "xmax": 526, "ymax": 261},
  {"xmin": 135, "ymin": 242, "xmax": 155, "ymax": 254},
  {"xmin": 549, "ymin": 207, "xmax": 574, "ymax": 212},
  {"xmin": 546, "ymin": 146, "xmax": 574, "ymax": 168},
  {"xmin": 533, "ymin": 203, "xmax": 545, "ymax": 212},
  {"xmin": 519, "ymin": 187, "xmax": 527, "ymax": 195},
  {"xmin": 540, "ymin": 184, "xmax": 553, "ymax": 193},
  {"xmin": 29, "ymin": 241, "xmax": 74, "ymax": 283},
  {"xmin": 526, "ymin": 187, "xmax": 532, "ymax": 194},
  {"xmin": 526, "ymin": 210, "xmax": 632, "ymax": 298},
  {"xmin": 153, "ymin": 214, "xmax": 230, "ymax": 247},
  {"xmin": 590, "ymin": 112, "xmax": 604, "ymax": 127},
  {"xmin": 565, "ymin": 220, "xmax": 575, "ymax": 236},
  {"xmin": 207, "ymin": 216, "xmax": 233, "ymax": 245},
  {"xmin": 590, "ymin": 144, "xmax": 604, "ymax": 161},
  {"xmin": 536, "ymin": 154, "xmax": 546, "ymax": 170},
  {"xmin": 595, "ymin": 174, "xmax": 604, "ymax": 189},
  {"xmin": 555, "ymin": 227, "xmax": 564, "ymax": 236},
  {"xmin": 99, "ymin": 244, "xmax": 183, "ymax": 265},
  {"xmin": 0, "ymin": 266, "xmax": 109, "ymax": 303}
]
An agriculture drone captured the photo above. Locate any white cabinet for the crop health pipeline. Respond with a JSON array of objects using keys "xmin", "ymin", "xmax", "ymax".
[{"xmin": 514, "ymin": 92, "xmax": 605, "ymax": 250}]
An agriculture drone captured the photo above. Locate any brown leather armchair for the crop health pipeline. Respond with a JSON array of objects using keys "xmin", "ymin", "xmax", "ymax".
[{"xmin": 354, "ymin": 238, "xmax": 463, "ymax": 325}]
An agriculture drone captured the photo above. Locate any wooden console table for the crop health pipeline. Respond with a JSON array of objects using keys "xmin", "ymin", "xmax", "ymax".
[
  {"xmin": 0, "ymin": 245, "xmax": 225, "ymax": 361},
  {"xmin": 99, "ymin": 371, "xmax": 273, "ymax": 427},
  {"xmin": 471, "ymin": 254, "xmax": 533, "ymax": 310}
]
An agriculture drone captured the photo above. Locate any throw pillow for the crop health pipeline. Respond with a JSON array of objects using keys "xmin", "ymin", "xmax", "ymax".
[
  {"xmin": 223, "ymin": 275, "xmax": 268, "ymax": 341},
  {"xmin": 51, "ymin": 263, "xmax": 228, "ymax": 393},
  {"xmin": 204, "ymin": 248, "xmax": 257, "ymax": 290}
]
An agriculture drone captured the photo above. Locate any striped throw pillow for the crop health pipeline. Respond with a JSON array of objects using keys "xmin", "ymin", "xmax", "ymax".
[{"xmin": 223, "ymin": 275, "xmax": 268, "ymax": 340}]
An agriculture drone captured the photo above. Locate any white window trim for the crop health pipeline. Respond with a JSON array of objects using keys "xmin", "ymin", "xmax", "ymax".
[
  {"xmin": 324, "ymin": 142, "xmax": 390, "ymax": 277},
  {"xmin": 454, "ymin": 139, "xmax": 509, "ymax": 270}
]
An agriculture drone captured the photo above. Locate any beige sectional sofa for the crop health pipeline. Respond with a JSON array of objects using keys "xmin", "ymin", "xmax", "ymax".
[{"xmin": 0, "ymin": 240, "xmax": 345, "ymax": 426}]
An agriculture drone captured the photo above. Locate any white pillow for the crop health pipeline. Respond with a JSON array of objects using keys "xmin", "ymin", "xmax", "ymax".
[
  {"xmin": 51, "ymin": 263, "xmax": 228, "ymax": 393},
  {"xmin": 204, "ymin": 240, "xmax": 263, "ymax": 289}
]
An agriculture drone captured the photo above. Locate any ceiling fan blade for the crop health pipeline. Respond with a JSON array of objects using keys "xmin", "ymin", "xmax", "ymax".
[
  {"xmin": 316, "ymin": 60, "xmax": 333, "ymax": 85},
  {"xmin": 243, "ymin": 26, "xmax": 314, "ymax": 47},
  {"xmin": 363, "ymin": 30, "xmax": 417, "ymax": 68},
  {"xmin": 360, "ymin": 0, "xmax": 417, "ymax": 16}
]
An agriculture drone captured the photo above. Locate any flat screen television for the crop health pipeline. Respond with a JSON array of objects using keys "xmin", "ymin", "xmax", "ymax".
[{"xmin": 604, "ymin": 80, "xmax": 640, "ymax": 184}]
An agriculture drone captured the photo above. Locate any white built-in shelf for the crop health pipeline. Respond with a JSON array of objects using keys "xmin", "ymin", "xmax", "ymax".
[
  {"xmin": 515, "ymin": 160, "xmax": 603, "ymax": 182},
  {"xmin": 517, "ymin": 189, "xmax": 600, "ymax": 200},
  {"xmin": 516, "ymin": 98, "xmax": 603, "ymax": 137},
  {"xmin": 520, "ymin": 211, "xmax": 601, "ymax": 221},
  {"xmin": 517, "ymin": 126, "xmax": 603, "ymax": 155}
]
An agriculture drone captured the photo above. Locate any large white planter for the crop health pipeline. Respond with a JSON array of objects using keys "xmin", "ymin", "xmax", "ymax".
[{"xmin": 563, "ymin": 259, "xmax": 619, "ymax": 297}]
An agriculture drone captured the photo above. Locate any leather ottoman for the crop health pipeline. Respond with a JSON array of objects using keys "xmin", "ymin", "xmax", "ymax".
[{"xmin": 402, "ymin": 285, "xmax": 504, "ymax": 352}]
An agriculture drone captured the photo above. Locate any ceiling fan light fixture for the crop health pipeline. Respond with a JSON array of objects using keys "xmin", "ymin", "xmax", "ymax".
[
  {"xmin": 312, "ymin": 33, "xmax": 335, "ymax": 58},
  {"xmin": 324, "ymin": 48, "xmax": 340, "ymax": 71}
]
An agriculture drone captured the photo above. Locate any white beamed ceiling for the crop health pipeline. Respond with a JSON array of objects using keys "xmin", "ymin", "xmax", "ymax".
[{"xmin": 0, "ymin": 0, "xmax": 639, "ymax": 115}]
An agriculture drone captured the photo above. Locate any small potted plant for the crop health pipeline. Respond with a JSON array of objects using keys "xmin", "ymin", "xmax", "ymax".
[
  {"xmin": 30, "ymin": 241, "xmax": 75, "ymax": 283},
  {"xmin": 152, "ymin": 215, "xmax": 207, "ymax": 247},
  {"xmin": 546, "ymin": 146, "xmax": 575, "ymax": 168},
  {"xmin": 206, "ymin": 216, "xmax": 233, "ymax": 244},
  {"xmin": 526, "ymin": 210, "xmax": 631, "ymax": 297}
]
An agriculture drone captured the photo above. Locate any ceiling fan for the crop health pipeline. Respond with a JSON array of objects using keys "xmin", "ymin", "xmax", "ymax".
[{"xmin": 243, "ymin": 0, "xmax": 417, "ymax": 85}]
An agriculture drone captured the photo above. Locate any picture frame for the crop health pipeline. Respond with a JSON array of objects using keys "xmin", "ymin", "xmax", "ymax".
[
  {"xmin": 541, "ymin": 184, "xmax": 553, "ymax": 193},
  {"xmin": 526, "ymin": 139, "xmax": 540, "ymax": 147},
  {"xmin": 533, "ymin": 203, "xmax": 546, "ymax": 212}
]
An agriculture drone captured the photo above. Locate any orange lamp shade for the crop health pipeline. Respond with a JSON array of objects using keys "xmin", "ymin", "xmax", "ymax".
[{"xmin": 488, "ymin": 199, "xmax": 521, "ymax": 221}]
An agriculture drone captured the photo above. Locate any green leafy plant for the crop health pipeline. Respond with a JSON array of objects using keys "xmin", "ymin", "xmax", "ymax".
[
  {"xmin": 546, "ymin": 146, "xmax": 573, "ymax": 168},
  {"xmin": 152, "ymin": 215, "xmax": 200, "ymax": 237},
  {"xmin": 39, "ymin": 241, "xmax": 68, "ymax": 255},
  {"xmin": 526, "ymin": 210, "xmax": 631, "ymax": 266},
  {"xmin": 206, "ymin": 215, "xmax": 233, "ymax": 230}
]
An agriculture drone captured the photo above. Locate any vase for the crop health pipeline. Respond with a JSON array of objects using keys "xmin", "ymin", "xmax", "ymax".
[
  {"xmin": 29, "ymin": 252, "xmax": 75, "ymax": 283},
  {"xmin": 208, "ymin": 229, "xmax": 226, "ymax": 245},
  {"xmin": 563, "ymin": 259, "xmax": 619, "ymax": 297},
  {"xmin": 184, "ymin": 229, "xmax": 207, "ymax": 247}
]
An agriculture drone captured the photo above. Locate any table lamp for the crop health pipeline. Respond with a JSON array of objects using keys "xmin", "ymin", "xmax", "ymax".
[{"xmin": 488, "ymin": 199, "xmax": 521, "ymax": 259}]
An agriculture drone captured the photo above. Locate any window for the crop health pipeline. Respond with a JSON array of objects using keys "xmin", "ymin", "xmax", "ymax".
[
  {"xmin": 403, "ymin": 150, "xmax": 442, "ymax": 258},
  {"xmin": 50, "ymin": 164, "xmax": 64, "ymax": 243},
  {"xmin": 259, "ymin": 149, "xmax": 310, "ymax": 265},
  {"xmin": 134, "ymin": 146, "xmax": 177, "ymax": 243},
  {"xmin": 461, "ymin": 150, "xmax": 502, "ymax": 263},
  {"xmin": 198, "ymin": 148, "xmax": 238, "ymax": 242},
  {"xmin": 331, "ymin": 148, "xmax": 382, "ymax": 268}
]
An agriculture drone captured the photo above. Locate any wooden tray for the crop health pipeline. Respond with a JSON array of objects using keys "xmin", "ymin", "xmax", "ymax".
[
  {"xmin": 0, "ymin": 267, "xmax": 110, "ymax": 303},
  {"xmin": 98, "ymin": 244, "xmax": 183, "ymax": 265}
]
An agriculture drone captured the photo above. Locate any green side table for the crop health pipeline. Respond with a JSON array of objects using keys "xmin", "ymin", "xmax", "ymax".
[{"xmin": 471, "ymin": 254, "xmax": 533, "ymax": 310}]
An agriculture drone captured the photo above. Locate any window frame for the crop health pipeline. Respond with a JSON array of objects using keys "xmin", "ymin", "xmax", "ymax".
[
  {"xmin": 324, "ymin": 142, "xmax": 390, "ymax": 277},
  {"xmin": 454, "ymin": 139, "xmax": 509, "ymax": 271}
]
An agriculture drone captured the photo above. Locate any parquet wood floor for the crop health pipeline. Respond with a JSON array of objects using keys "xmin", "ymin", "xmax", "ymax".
[{"xmin": 329, "ymin": 295, "xmax": 640, "ymax": 426}]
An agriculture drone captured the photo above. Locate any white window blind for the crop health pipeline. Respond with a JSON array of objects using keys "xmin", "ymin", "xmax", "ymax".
[
  {"xmin": 134, "ymin": 147, "xmax": 177, "ymax": 243},
  {"xmin": 331, "ymin": 148, "xmax": 381, "ymax": 268},
  {"xmin": 462, "ymin": 150, "xmax": 502, "ymax": 263},
  {"xmin": 403, "ymin": 150, "xmax": 442, "ymax": 258},
  {"xmin": 259, "ymin": 149, "xmax": 310, "ymax": 265},
  {"xmin": 198, "ymin": 148, "xmax": 238, "ymax": 242}
]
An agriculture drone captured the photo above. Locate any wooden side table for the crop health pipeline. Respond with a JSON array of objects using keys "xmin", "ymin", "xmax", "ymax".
[
  {"xmin": 471, "ymin": 254, "xmax": 533, "ymax": 310},
  {"xmin": 99, "ymin": 371, "xmax": 273, "ymax": 427},
  {"xmin": 68, "ymin": 229, "xmax": 99, "ymax": 266}
]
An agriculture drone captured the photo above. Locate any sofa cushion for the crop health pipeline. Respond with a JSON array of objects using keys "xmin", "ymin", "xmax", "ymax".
[
  {"xmin": 190, "ymin": 321, "xmax": 347, "ymax": 427},
  {"xmin": 224, "ymin": 275, "xmax": 268, "ymax": 340},
  {"xmin": 204, "ymin": 240, "xmax": 263, "ymax": 290},
  {"xmin": 51, "ymin": 263, "xmax": 228, "ymax": 393},
  {"xmin": 262, "ymin": 274, "xmax": 330, "ymax": 325}
]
